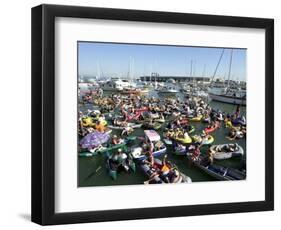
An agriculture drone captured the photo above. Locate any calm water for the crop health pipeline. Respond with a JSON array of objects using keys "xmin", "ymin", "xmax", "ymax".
[{"xmin": 78, "ymin": 91, "xmax": 246, "ymax": 187}]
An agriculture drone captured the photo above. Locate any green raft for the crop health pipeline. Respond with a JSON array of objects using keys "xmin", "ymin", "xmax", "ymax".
[
  {"xmin": 79, "ymin": 136, "xmax": 136, "ymax": 157},
  {"xmin": 106, "ymin": 152, "xmax": 136, "ymax": 180}
]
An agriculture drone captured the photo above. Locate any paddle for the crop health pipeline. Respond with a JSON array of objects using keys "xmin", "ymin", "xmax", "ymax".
[{"xmin": 84, "ymin": 166, "xmax": 102, "ymax": 180}]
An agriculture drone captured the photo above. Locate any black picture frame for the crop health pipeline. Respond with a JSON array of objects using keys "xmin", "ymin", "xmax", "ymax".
[{"xmin": 31, "ymin": 4, "xmax": 274, "ymax": 225}]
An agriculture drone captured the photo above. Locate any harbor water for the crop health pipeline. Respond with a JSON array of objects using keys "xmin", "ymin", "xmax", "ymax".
[{"xmin": 78, "ymin": 90, "xmax": 246, "ymax": 187}]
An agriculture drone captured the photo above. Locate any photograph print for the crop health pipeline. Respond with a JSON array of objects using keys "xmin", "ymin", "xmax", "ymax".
[{"xmin": 77, "ymin": 42, "xmax": 247, "ymax": 187}]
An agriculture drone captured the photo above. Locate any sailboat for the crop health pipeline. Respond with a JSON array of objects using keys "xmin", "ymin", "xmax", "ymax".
[{"xmin": 209, "ymin": 49, "xmax": 246, "ymax": 106}]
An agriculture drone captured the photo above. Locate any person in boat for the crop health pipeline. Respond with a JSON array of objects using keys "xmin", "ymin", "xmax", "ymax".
[
  {"xmin": 175, "ymin": 142, "xmax": 186, "ymax": 152},
  {"xmin": 159, "ymin": 113, "xmax": 165, "ymax": 121},
  {"xmin": 142, "ymin": 143, "xmax": 150, "ymax": 155},
  {"xmin": 86, "ymin": 127, "xmax": 95, "ymax": 134},
  {"xmin": 191, "ymin": 145, "xmax": 201, "ymax": 162},
  {"xmin": 170, "ymin": 169, "xmax": 181, "ymax": 183},
  {"xmin": 97, "ymin": 87, "xmax": 103, "ymax": 98},
  {"xmin": 160, "ymin": 155, "xmax": 171, "ymax": 183},
  {"xmin": 217, "ymin": 112, "xmax": 223, "ymax": 121},
  {"xmin": 224, "ymin": 143, "xmax": 238, "ymax": 152},
  {"xmin": 227, "ymin": 128, "xmax": 244, "ymax": 140},
  {"xmin": 113, "ymin": 119, "xmax": 127, "ymax": 127},
  {"xmin": 111, "ymin": 135, "xmax": 124, "ymax": 145},
  {"xmin": 241, "ymin": 125, "xmax": 247, "ymax": 135},
  {"xmin": 154, "ymin": 140, "xmax": 164, "ymax": 151},
  {"xmin": 174, "ymin": 128, "xmax": 182, "ymax": 139},
  {"xmin": 112, "ymin": 148, "xmax": 129, "ymax": 171},
  {"xmin": 148, "ymin": 117, "xmax": 154, "ymax": 126},
  {"xmin": 91, "ymin": 109, "xmax": 101, "ymax": 119},
  {"xmin": 235, "ymin": 104, "xmax": 241, "ymax": 117},
  {"xmin": 143, "ymin": 150, "xmax": 155, "ymax": 168},
  {"xmin": 97, "ymin": 114, "xmax": 106, "ymax": 124},
  {"xmin": 86, "ymin": 109, "xmax": 92, "ymax": 116},
  {"xmin": 241, "ymin": 116, "xmax": 246, "ymax": 125},
  {"xmin": 78, "ymin": 124, "xmax": 87, "ymax": 137},
  {"xmin": 201, "ymin": 130, "xmax": 210, "ymax": 140},
  {"xmin": 207, "ymin": 147, "xmax": 215, "ymax": 165},
  {"xmin": 95, "ymin": 120, "xmax": 106, "ymax": 133},
  {"xmin": 121, "ymin": 126, "xmax": 134, "ymax": 136},
  {"xmin": 176, "ymin": 117, "xmax": 182, "ymax": 127},
  {"xmin": 183, "ymin": 131, "xmax": 190, "ymax": 140},
  {"xmin": 147, "ymin": 140, "xmax": 154, "ymax": 154}
]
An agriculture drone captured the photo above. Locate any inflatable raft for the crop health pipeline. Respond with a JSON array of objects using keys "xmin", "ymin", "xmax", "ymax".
[
  {"xmin": 189, "ymin": 115, "xmax": 203, "ymax": 122},
  {"xmin": 210, "ymin": 143, "xmax": 244, "ymax": 160},
  {"xmin": 140, "ymin": 159, "xmax": 192, "ymax": 184},
  {"xmin": 106, "ymin": 153, "xmax": 136, "ymax": 180},
  {"xmin": 204, "ymin": 124, "xmax": 219, "ymax": 134},
  {"xmin": 175, "ymin": 135, "xmax": 192, "ymax": 144},
  {"xmin": 108, "ymin": 123, "xmax": 142, "ymax": 130},
  {"xmin": 79, "ymin": 136, "xmax": 136, "ymax": 157},
  {"xmin": 192, "ymin": 135, "xmax": 214, "ymax": 145}
]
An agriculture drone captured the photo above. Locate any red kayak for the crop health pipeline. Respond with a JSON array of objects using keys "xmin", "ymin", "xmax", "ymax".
[{"xmin": 204, "ymin": 123, "xmax": 219, "ymax": 134}]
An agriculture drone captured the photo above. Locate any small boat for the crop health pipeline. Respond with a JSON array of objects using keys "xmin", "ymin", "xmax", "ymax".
[
  {"xmin": 209, "ymin": 92, "xmax": 246, "ymax": 106},
  {"xmin": 204, "ymin": 123, "xmax": 219, "ymax": 134},
  {"xmin": 178, "ymin": 118, "xmax": 189, "ymax": 125},
  {"xmin": 187, "ymin": 155, "xmax": 246, "ymax": 181},
  {"xmin": 106, "ymin": 152, "xmax": 136, "ymax": 180},
  {"xmin": 175, "ymin": 135, "xmax": 192, "ymax": 144},
  {"xmin": 131, "ymin": 130, "xmax": 167, "ymax": 160},
  {"xmin": 140, "ymin": 159, "xmax": 192, "ymax": 184},
  {"xmin": 189, "ymin": 115, "xmax": 203, "ymax": 122},
  {"xmin": 225, "ymin": 120, "xmax": 242, "ymax": 131},
  {"xmin": 121, "ymin": 88, "xmax": 143, "ymax": 95},
  {"xmin": 208, "ymin": 50, "xmax": 246, "ymax": 106},
  {"xmin": 202, "ymin": 135, "xmax": 215, "ymax": 145},
  {"xmin": 192, "ymin": 135, "xmax": 214, "ymax": 145},
  {"xmin": 79, "ymin": 136, "xmax": 136, "ymax": 157},
  {"xmin": 232, "ymin": 117, "xmax": 246, "ymax": 126},
  {"xmin": 158, "ymin": 88, "xmax": 179, "ymax": 94},
  {"xmin": 81, "ymin": 116, "xmax": 108, "ymax": 128},
  {"xmin": 108, "ymin": 122, "xmax": 142, "ymax": 130},
  {"xmin": 210, "ymin": 143, "xmax": 244, "ymax": 160},
  {"xmin": 81, "ymin": 116, "xmax": 94, "ymax": 127},
  {"xmin": 142, "ymin": 121, "xmax": 162, "ymax": 130}
]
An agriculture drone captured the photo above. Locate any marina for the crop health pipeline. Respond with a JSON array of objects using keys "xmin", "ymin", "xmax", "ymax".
[{"xmin": 78, "ymin": 42, "xmax": 246, "ymax": 187}]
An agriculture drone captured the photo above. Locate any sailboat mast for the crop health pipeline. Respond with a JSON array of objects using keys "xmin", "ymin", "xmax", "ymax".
[
  {"xmin": 190, "ymin": 60, "xmax": 193, "ymax": 77},
  {"xmin": 210, "ymin": 49, "xmax": 225, "ymax": 86},
  {"xmin": 201, "ymin": 64, "xmax": 206, "ymax": 78},
  {"xmin": 227, "ymin": 49, "xmax": 233, "ymax": 89}
]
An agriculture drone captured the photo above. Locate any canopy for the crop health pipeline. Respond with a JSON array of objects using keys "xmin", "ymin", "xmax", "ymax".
[
  {"xmin": 144, "ymin": 130, "xmax": 160, "ymax": 142},
  {"xmin": 79, "ymin": 131, "xmax": 110, "ymax": 150}
]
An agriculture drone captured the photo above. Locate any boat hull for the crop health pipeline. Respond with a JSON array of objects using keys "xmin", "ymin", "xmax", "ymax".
[
  {"xmin": 210, "ymin": 144, "xmax": 244, "ymax": 160},
  {"xmin": 131, "ymin": 147, "xmax": 167, "ymax": 160},
  {"xmin": 209, "ymin": 93, "xmax": 246, "ymax": 105},
  {"xmin": 187, "ymin": 155, "xmax": 246, "ymax": 180}
]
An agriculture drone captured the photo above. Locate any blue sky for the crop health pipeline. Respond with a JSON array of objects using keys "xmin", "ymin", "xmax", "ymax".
[{"xmin": 78, "ymin": 42, "xmax": 246, "ymax": 81}]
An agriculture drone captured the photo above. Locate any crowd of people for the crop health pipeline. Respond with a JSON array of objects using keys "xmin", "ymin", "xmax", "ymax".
[{"xmin": 78, "ymin": 87, "xmax": 247, "ymax": 182}]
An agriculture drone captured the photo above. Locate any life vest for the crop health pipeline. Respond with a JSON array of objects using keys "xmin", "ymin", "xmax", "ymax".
[{"xmin": 161, "ymin": 164, "xmax": 170, "ymax": 173}]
